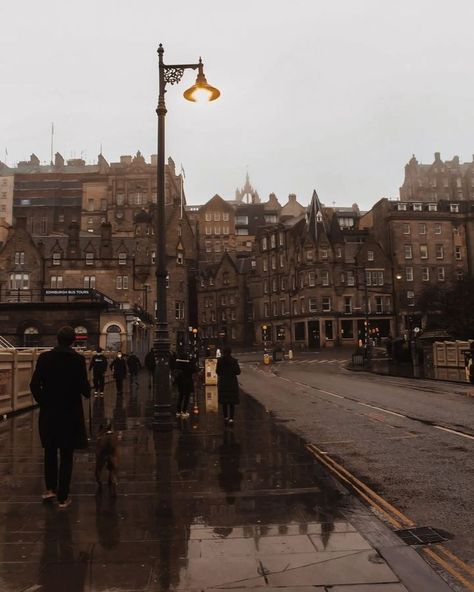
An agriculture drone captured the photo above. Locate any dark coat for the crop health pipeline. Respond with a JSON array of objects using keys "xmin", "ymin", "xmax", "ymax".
[
  {"xmin": 30, "ymin": 346, "xmax": 91, "ymax": 449},
  {"xmin": 216, "ymin": 355, "xmax": 241, "ymax": 405},
  {"xmin": 144, "ymin": 351, "xmax": 156, "ymax": 373},
  {"xmin": 111, "ymin": 357, "xmax": 127, "ymax": 378},
  {"xmin": 175, "ymin": 359, "xmax": 197, "ymax": 395},
  {"xmin": 127, "ymin": 354, "xmax": 142, "ymax": 373},
  {"xmin": 89, "ymin": 353, "xmax": 108, "ymax": 375}
]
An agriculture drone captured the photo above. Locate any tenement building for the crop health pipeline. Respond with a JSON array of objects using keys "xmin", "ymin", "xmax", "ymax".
[{"xmin": 0, "ymin": 152, "xmax": 198, "ymax": 352}]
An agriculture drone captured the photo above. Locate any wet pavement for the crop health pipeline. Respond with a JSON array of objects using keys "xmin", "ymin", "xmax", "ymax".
[{"xmin": 0, "ymin": 372, "xmax": 452, "ymax": 591}]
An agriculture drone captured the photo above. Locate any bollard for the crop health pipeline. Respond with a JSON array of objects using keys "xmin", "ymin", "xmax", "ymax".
[
  {"xmin": 263, "ymin": 353, "xmax": 270, "ymax": 365},
  {"xmin": 288, "ymin": 349, "xmax": 293, "ymax": 360}
]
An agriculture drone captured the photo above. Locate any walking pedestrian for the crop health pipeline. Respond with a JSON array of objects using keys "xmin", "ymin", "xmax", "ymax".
[
  {"xmin": 110, "ymin": 352, "xmax": 127, "ymax": 394},
  {"xmin": 175, "ymin": 354, "xmax": 198, "ymax": 418},
  {"xmin": 30, "ymin": 326, "xmax": 91, "ymax": 508},
  {"xmin": 144, "ymin": 348, "xmax": 156, "ymax": 389},
  {"xmin": 89, "ymin": 346, "xmax": 108, "ymax": 397},
  {"xmin": 216, "ymin": 347, "xmax": 241, "ymax": 426},
  {"xmin": 126, "ymin": 351, "xmax": 142, "ymax": 385}
]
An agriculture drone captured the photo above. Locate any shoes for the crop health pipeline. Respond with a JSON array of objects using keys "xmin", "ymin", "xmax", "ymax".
[
  {"xmin": 181, "ymin": 412, "xmax": 190, "ymax": 419},
  {"xmin": 176, "ymin": 412, "xmax": 182, "ymax": 418},
  {"xmin": 41, "ymin": 490, "xmax": 56, "ymax": 501},
  {"xmin": 58, "ymin": 498, "xmax": 71, "ymax": 509},
  {"xmin": 99, "ymin": 392, "xmax": 104, "ymax": 398},
  {"xmin": 228, "ymin": 419, "xmax": 234, "ymax": 425},
  {"xmin": 94, "ymin": 392, "xmax": 99, "ymax": 398}
]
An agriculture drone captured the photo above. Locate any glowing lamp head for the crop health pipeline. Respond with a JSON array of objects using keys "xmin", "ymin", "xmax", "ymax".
[{"xmin": 183, "ymin": 59, "xmax": 220, "ymax": 103}]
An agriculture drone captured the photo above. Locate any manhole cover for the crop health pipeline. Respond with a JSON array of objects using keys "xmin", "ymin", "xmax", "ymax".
[{"xmin": 395, "ymin": 527, "xmax": 447, "ymax": 546}]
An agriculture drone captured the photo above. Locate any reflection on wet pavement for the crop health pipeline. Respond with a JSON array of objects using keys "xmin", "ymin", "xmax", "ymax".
[{"xmin": 0, "ymin": 372, "xmax": 407, "ymax": 591}]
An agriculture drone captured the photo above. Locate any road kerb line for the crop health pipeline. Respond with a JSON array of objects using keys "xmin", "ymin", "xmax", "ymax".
[
  {"xmin": 435, "ymin": 545, "xmax": 474, "ymax": 578},
  {"xmin": 434, "ymin": 425, "xmax": 474, "ymax": 441},
  {"xmin": 308, "ymin": 444, "xmax": 414, "ymax": 528},
  {"xmin": 306, "ymin": 443, "xmax": 414, "ymax": 528},
  {"xmin": 423, "ymin": 548, "xmax": 474, "ymax": 591}
]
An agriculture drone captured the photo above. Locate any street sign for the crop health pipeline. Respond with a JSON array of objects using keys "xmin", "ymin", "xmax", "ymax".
[{"xmin": 44, "ymin": 288, "xmax": 92, "ymax": 297}]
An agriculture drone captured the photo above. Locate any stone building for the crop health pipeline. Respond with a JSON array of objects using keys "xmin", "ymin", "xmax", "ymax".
[
  {"xmin": 400, "ymin": 152, "xmax": 474, "ymax": 202},
  {"xmin": 247, "ymin": 191, "xmax": 394, "ymax": 348}
]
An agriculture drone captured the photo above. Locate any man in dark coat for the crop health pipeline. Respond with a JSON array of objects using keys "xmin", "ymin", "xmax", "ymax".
[
  {"xmin": 110, "ymin": 352, "xmax": 127, "ymax": 394},
  {"xmin": 216, "ymin": 347, "xmax": 241, "ymax": 426},
  {"xmin": 126, "ymin": 352, "xmax": 142, "ymax": 385},
  {"xmin": 144, "ymin": 349, "xmax": 156, "ymax": 389},
  {"xmin": 30, "ymin": 326, "xmax": 91, "ymax": 508},
  {"xmin": 89, "ymin": 346, "xmax": 108, "ymax": 397},
  {"xmin": 175, "ymin": 354, "xmax": 198, "ymax": 418}
]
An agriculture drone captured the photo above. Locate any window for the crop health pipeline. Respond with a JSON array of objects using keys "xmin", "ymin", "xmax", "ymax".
[
  {"xmin": 344, "ymin": 296, "xmax": 352, "ymax": 314},
  {"xmin": 223, "ymin": 212, "xmax": 229, "ymax": 222},
  {"xmin": 223, "ymin": 226, "xmax": 229, "ymax": 235},
  {"xmin": 84, "ymin": 276, "xmax": 96, "ymax": 288},
  {"xmin": 306, "ymin": 249, "xmax": 313, "ymax": 261},
  {"xmin": 434, "ymin": 223, "xmax": 442, "ymax": 235},
  {"xmin": 205, "ymin": 226, "xmax": 212, "ymax": 235},
  {"xmin": 347, "ymin": 270, "xmax": 355, "ymax": 286},
  {"xmin": 413, "ymin": 203, "xmax": 422, "ymax": 211},
  {"xmin": 402, "ymin": 223, "xmax": 411, "ymax": 235},
  {"xmin": 58, "ymin": 214, "xmax": 65, "ymax": 223},
  {"xmin": 428, "ymin": 203, "xmax": 438, "ymax": 212},
  {"xmin": 214, "ymin": 226, "xmax": 220, "ymax": 235},
  {"xmin": 450, "ymin": 203, "xmax": 459, "ymax": 213},
  {"xmin": 116, "ymin": 194, "xmax": 125, "ymax": 206},
  {"xmin": 118, "ymin": 252, "xmax": 127, "ymax": 265},
  {"xmin": 418, "ymin": 223, "xmax": 426, "ymax": 235},
  {"xmin": 320, "ymin": 248, "xmax": 328, "ymax": 259},
  {"xmin": 272, "ymin": 278, "xmax": 278, "ymax": 292},
  {"xmin": 265, "ymin": 214, "xmax": 278, "ymax": 224},
  {"xmin": 177, "ymin": 252, "xmax": 184, "ymax": 265},
  {"xmin": 9, "ymin": 273, "xmax": 29, "ymax": 289},
  {"xmin": 300, "ymin": 298, "xmax": 305, "ymax": 313},
  {"xmin": 322, "ymin": 297, "xmax": 331, "ymax": 312},
  {"xmin": 263, "ymin": 280, "xmax": 269, "ymax": 294},
  {"xmin": 457, "ymin": 270, "xmax": 464, "ymax": 281},
  {"xmin": 205, "ymin": 241, "xmax": 212, "ymax": 253},
  {"xmin": 405, "ymin": 267, "xmax": 413, "ymax": 282},
  {"xmin": 205, "ymin": 212, "xmax": 211, "ymax": 222},
  {"xmin": 264, "ymin": 302, "xmax": 270, "ymax": 317},
  {"xmin": 14, "ymin": 251, "xmax": 25, "ymax": 265},
  {"xmin": 23, "ymin": 327, "xmax": 40, "ymax": 348},
  {"xmin": 336, "ymin": 247, "xmax": 342, "ymax": 258},
  {"xmin": 280, "ymin": 277, "xmax": 287, "ymax": 291},
  {"xmin": 235, "ymin": 228, "xmax": 248, "ymax": 235},
  {"xmin": 435, "ymin": 244, "xmax": 444, "ymax": 259},
  {"xmin": 88, "ymin": 198, "xmax": 94, "ymax": 212},
  {"xmin": 213, "ymin": 212, "xmax": 220, "ymax": 221},
  {"xmin": 116, "ymin": 275, "xmax": 129, "ymax": 290},
  {"xmin": 321, "ymin": 271, "xmax": 329, "ymax": 286},
  {"xmin": 280, "ymin": 300, "xmax": 287, "ymax": 315},
  {"xmin": 279, "ymin": 254, "xmax": 285, "ymax": 268},
  {"xmin": 308, "ymin": 271, "xmax": 316, "ymax": 287},
  {"xmin": 437, "ymin": 267, "xmax": 445, "ymax": 282},
  {"xmin": 101, "ymin": 199, "xmax": 107, "ymax": 211},
  {"xmin": 85, "ymin": 252, "xmax": 94, "ymax": 265},
  {"xmin": 261, "ymin": 237, "xmax": 268, "ymax": 251},
  {"xmin": 175, "ymin": 301, "xmax": 185, "ymax": 319},
  {"xmin": 272, "ymin": 301, "xmax": 278, "ymax": 316},
  {"xmin": 309, "ymin": 298, "xmax": 318, "ymax": 313},
  {"xmin": 367, "ymin": 250, "xmax": 374, "ymax": 261},
  {"xmin": 397, "ymin": 203, "xmax": 407, "ymax": 211},
  {"xmin": 366, "ymin": 271, "xmax": 384, "ymax": 286},
  {"xmin": 279, "ymin": 232, "xmax": 284, "ymax": 246},
  {"xmin": 292, "ymin": 300, "xmax": 298, "ymax": 315},
  {"xmin": 407, "ymin": 291, "xmax": 415, "ymax": 306},
  {"xmin": 214, "ymin": 242, "xmax": 221, "ymax": 252},
  {"xmin": 235, "ymin": 215, "xmax": 248, "ymax": 225},
  {"xmin": 421, "ymin": 267, "xmax": 429, "ymax": 282},
  {"xmin": 420, "ymin": 245, "xmax": 428, "ymax": 259},
  {"xmin": 220, "ymin": 295, "xmax": 226, "ymax": 306},
  {"xmin": 455, "ymin": 246, "xmax": 462, "ymax": 260},
  {"xmin": 375, "ymin": 296, "xmax": 383, "ymax": 314},
  {"xmin": 271, "ymin": 254, "xmax": 276, "ymax": 270},
  {"xmin": 270, "ymin": 234, "xmax": 276, "ymax": 249},
  {"xmin": 50, "ymin": 276, "xmax": 63, "ymax": 288}
]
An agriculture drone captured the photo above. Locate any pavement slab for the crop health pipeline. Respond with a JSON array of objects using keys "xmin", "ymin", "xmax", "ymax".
[{"xmin": 0, "ymin": 371, "xmax": 454, "ymax": 592}]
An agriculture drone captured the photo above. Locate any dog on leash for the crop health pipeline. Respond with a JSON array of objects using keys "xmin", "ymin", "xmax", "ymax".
[{"xmin": 95, "ymin": 424, "xmax": 120, "ymax": 496}]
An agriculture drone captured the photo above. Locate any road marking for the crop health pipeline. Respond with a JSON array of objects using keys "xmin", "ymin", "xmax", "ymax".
[
  {"xmin": 358, "ymin": 402, "xmax": 406, "ymax": 418},
  {"xmin": 434, "ymin": 425, "xmax": 474, "ymax": 441},
  {"xmin": 306, "ymin": 443, "xmax": 474, "ymax": 590}
]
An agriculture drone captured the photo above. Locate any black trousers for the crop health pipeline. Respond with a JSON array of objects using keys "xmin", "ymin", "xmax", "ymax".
[
  {"xmin": 176, "ymin": 389, "xmax": 191, "ymax": 413},
  {"xmin": 44, "ymin": 447, "xmax": 74, "ymax": 503},
  {"xmin": 223, "ymin": 403, "xmax": 235, "ymax": 420},
  {"xmin": 115, "ymin": 376, "xmax": 124, "ymax": 393},
  {"xmin": 93, "ymin": 373, "xmax": 105, "ymax": 392}
]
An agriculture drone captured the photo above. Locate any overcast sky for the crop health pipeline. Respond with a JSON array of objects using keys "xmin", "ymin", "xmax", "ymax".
[{"xmin": 2, "ymin": 0, "xmax": 474, "ymax": 210}]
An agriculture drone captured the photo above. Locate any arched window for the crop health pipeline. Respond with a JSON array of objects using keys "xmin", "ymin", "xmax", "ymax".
[
  {"xmin": 23, "ymin": 327, "xmax": 40, "ymax": 347},
  {"xmin": 106, "ymin": 324, "xmax": 122, "ymax": 351}
]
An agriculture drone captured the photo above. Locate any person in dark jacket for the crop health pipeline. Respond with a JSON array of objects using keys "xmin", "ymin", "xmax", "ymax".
[
  {"xmin": 89, "ymin": 346, "xmax": 108, "ymax": 397},
  {"xmin": 110, "ymin": 352, "xmax": 127, "ymax": 394},
  {"xmin": 126, "ymin": 352, "xmax": 142, "ymax": 385},
  {"xmin": 30, "ymin": 326, "xmax": 91, "ymax": 508},
  {"xmin": 216, "ymin": 347, "xmax": 241, "ymax": 426},
  {"xmin": 175, "ymin": 354, "xmax": 197, "ymax": 418},
  {"xmin": 144, "ymin": 349, "xmax": 156, "ymax": 389}
]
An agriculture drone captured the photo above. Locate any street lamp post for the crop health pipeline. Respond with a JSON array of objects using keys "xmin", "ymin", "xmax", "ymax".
[{"xmin": 153, "ymin": 44, "xmax": 219, "ymax": 428}]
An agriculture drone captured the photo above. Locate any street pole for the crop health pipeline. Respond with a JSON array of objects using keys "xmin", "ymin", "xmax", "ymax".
[{"xmin": 152, "ymin": 44, "xmax": 219, "ymax": 429}]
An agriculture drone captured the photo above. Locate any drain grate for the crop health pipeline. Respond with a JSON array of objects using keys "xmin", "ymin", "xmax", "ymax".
[{"xmin": 395, "ymin": 526, "xmax": 447, "ymax": 546}]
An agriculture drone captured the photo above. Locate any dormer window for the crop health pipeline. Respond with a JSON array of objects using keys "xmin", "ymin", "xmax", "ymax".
[
  {"xmin": 118, "ymin": 253, "xmax": 127, "ymax": 265},
  {"xmin": 85, "ymin": 253, "xmax": 94, "ymax": 266},
  {"xmin": 52, "ymin": 252, "xmax": 61, "ymax": 266},
  {"xmin": 450, "ymin": 203, "xmax": 459, "ymax": 213},
  {"xmin": 367, "ymin": 250, "xmax": 374, "ymax": 261},
  {"xmin": 397, "ymin": 203, "xmax": 407, "ymax": 211},
  {"xmin": 413, "ymin": 203, "xmax": 422, "ymax": 211},
  {"xmin": 14, "ymin": 251, "xmax": 25, "ymax": 265},
  {"xmin": 177, "ymin": 252, "xmax": 184, "ymax": 265},
  {"xmin": 428, "ymin": 203, "xmax": 438, "ymax": 212}
]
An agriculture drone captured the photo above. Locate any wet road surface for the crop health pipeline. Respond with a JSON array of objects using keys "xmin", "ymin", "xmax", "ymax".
[{"xmin": 0, "ymin": 372, "xmax": 454, "ymax": 591}]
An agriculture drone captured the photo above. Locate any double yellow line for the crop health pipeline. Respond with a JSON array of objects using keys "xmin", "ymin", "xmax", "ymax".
[{"xmin": 306, "ymin": 443, "xmax": 474, "ymax": 591}]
